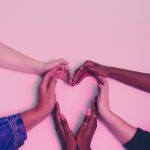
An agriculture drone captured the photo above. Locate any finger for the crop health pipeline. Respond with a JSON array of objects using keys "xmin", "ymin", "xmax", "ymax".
[
  {"xmin": 52, "ymin": 58, "xmax": 68, "ymax": 67},
  {"xmin": 54, "ymin": 102, "xmax": 65, "ymax": 138},
  {"xmin": 60, "ymin": 114, "xmax": 71, "ymax": 136},
  {"xmin": 87, "ymin": 99, "xmax": 97, "ymax": 131},
  {"xmin": 91, "ymin": 97, "xmax": 97, "ymax": 116},
  {"xmin": 96, "ymin": 76, "xmax": 106, "ymax": 84},
  {"xmin": 76, "ymin": 70, "xmax": 90, "ymax": 84},
  {"xmin": 87, "ymin": 117, "xmax": 97, "ymax": 140},
  {"xmin": 97, "ymin": 77, "xmax": 109, "ymax": 90},
  {"xmin": 63, "ymin": 65, "xmax": 72, "ymax": 84},
  {"xmin": 103, "ymin": 78, "xmax": 109, "ymax": 88},
  {"xmin": 72, "ymin": 60, "xmax": 92, "ymax": 85},
  {"xmin": 55, "ymin": 69, "xmax": 69, "ymax": 83},
  {"xmin": 47, "ymin": 78, "xmax": 57, "ymax": 93},
  {"xmin": 72, "ymin": 68, "xmax": 82, "ymax": 85},
  {"xmin": 79, "ymin": 109, "xmax": 92, "ymax": 132},
  {"xmin": 40, "ymin": 68, "xmax": 58, "ymax": 92}
]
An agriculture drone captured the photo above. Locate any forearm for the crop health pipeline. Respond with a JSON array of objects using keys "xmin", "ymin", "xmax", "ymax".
[
  {"xmin": 21, "ymin": 107, "xmax": 50, "ymax": 132},
  {"xmin": 106, "ymin": 66, "xmax": 150, "ymax": 93},
  {"xmin": 0, "ymin": 42, "xmax": 44, "ymax": 75},
  {"xmin": 100, "ymin": 110, "xmax": 137, "ymax": 144}
]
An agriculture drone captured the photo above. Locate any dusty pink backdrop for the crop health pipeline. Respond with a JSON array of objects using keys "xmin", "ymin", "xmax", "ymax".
[{"xmin": 0, "ymin": 0, "xmax": 150, "ymax": 150}]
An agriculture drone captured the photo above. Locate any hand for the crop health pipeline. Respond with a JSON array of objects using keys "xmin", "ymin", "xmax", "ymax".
[
  {"xmin": 36, "ymin": 68, "xmax": 60, "ymax": 114},
  {"xmin": 43, "ymin": 58, "xmax": 68, "ymax": 72},
  {"xmin": 76, "ymin": 98, "xmax": 97, "ymax": 150},
  {"xmin": 72, "ymin": 60, "xmax": 110, "ymax": 86},
  {"xmin": 53, "ymin": 102, "xmax": 76, "ymax": 150},
  {"xmin": 43, "ymin": 58, "xmax": 72, "ymax": 84},
  {"xmin": 96, "ymin": 76, "xmax": 111, "ymax": 117}
]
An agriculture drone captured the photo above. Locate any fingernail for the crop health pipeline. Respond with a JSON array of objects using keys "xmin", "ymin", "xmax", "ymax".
[
  {"xmin": 60, "ymin": 114, "xmax": 65, "ymax": 120},
  {"xmin": 53, "ymin": 78, "xmax": 57, "ymax": 82},
  {"xmin": 87, "ymin": 109, "xmax": 91, "ymax": 116}
]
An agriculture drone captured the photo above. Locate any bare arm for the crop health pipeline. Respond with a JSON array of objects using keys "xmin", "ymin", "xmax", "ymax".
[
  {"xmin": 100, "ymin": 111, "xmax": 137, "ymax": 144},
  {"xmin": 108, "ymin": 67, "xmax": 150, "ymax": 93},
  {"xmin": 96, "ymin": 77, "xmax": 137, "ymax": 144},
  {"xmin": 73, "ymin": 60, "xmax": 150, "ymax": 93},
  {"xmin": 0, "ymin": 42, "xmax": 68, "ymax": 75}
]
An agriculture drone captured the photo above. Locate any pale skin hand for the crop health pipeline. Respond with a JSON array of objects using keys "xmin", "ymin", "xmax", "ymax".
[
  {"xmin": 53, "ymin": 99, "xmax": 97, "ymax": 150},
  {"xmin": 73, "ymin": 60, "xmax": 150, "ymax": 92},
  {"xmin": 21, "ymin": 68, "xmax": 69, "ymax": 131},
  {"xmin": 96, "ymin": 76, "xmax": 137, "ymax": 144},
  {"xmin": 0, "ymin": 42, "xmax": 69, "ymax": 76}
]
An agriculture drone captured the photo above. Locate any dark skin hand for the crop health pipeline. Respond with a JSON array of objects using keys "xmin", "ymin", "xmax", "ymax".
[
  {"xmin": 53, "ymin": 102, "xmax": 76, "ymax": 150},
  {"xmin": 53, "ymin": 98, "xmax": 97, "ymax": 150},
  {"xmin": 72, "ymin": 60, "xmax": 110, "ymax": 86},
  {"xmin": 76, "ymin": 97, "xmax": 97, "ymax": 150},
  {"xmin": 72, "ymin": 60, "xmax": 150, "ymax": 92}
]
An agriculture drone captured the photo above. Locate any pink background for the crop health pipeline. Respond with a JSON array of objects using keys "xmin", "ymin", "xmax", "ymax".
[{"xmin": 0, "ymin": 0, "xmax": 150, "ymax": 149}]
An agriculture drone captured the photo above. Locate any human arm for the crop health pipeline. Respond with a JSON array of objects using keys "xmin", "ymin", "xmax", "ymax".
[
  {"xmin": 73, "ymin": 60, "xmax": 150, "ymax": 93},
  {"xmin": 0, "ymin": 42, "xmax": 68, "ymax": 75},
  {"xmin": 21, "ymin": 68, "xmax": 67, "ymax": 131},
  {"xmin": 96, "ymin": 76, "xmax": 137, "ymax": 144}
]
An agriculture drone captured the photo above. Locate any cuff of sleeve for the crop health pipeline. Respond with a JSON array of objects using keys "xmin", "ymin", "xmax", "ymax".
[
  {"xmin": 11, "ymin": 113, "xmax": 27, "ymax": 149},
  {"xmin": 124, "ymin": 128, "xmax": 143, "ymax": 149}
]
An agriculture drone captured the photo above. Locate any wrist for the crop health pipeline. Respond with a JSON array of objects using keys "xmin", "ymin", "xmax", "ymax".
[
  {"xmin": 107, "ymin": 67, "xmax": 116, "ymax": 78},
  {"xmin": 38, "ymin": 63, "xmax": 45, "ymax": 75},
  {"xmin": 98, "ymin": 109, "xmax": 112, "ymax": 120},
  {"xmin": 66, "ymin": 144, "xmax": 77, "ymax": 150},
  {"xmin": 34, "ymin": 104, "xmax": 52, "ymax": 116},
  {"xmin": 77, "ymin": 146, "xmax": 91, "ymax": 150},
  {"xmin": 77, "ymin": 143, "xmax": 91, "ymax": 150},
  {"xmin": 97, "ymin": 65, "xmax": 112, "ymax": 77}
]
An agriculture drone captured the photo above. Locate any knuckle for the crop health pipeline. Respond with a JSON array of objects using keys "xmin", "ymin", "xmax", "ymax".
[{"xmin": 84, "ymin": 60, "xmax": 91, "ymax": 65}]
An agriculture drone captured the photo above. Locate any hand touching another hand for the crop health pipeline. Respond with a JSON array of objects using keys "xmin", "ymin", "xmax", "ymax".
[
  {"xmin": 96, "ymin": 76, "xmax": 111, "ymax": 117},
  {"xmin": 76, "ymin": 98, "xmax": 97, "ymax": 150},
  {"xmin": 22, "ymin": 68, "xmax": 61, "ymax": 131},
  {"xmin": 36, "ymin": 68, "xmax": 59, "ymax": 115},
  {"xmin": 44, "ymin": 58, "xmax": 68, "ymax": 71},
  {"xmin": 72, "ymin": 60, "xmax": 110, "ymax": 86},
  {"xmin": 53, "ymin": 99, "xmax": 97, "ymax": 150},
  {"xmin": 53, "ymin": 102, "xmax": 77, "ymax": 150},
  {"xmin": 42, "ymin": 58, "xmax": 72, "ymax": 84}
]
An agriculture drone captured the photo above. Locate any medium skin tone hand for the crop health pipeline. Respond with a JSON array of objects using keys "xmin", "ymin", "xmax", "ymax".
[
  {"xmin": 53, "ymin": 99, "xmax": 97, "ymax": 150},
  {"xmin": 96, "ymin": 76, "xmax": 137, "ymax": 145},
  {"xmin": 73, "ymin": 60, "xmax": 150, "ymax": 92},
  {"xmin": 22, "ymin": 67, "xmax": 69, "ymax": 131}
]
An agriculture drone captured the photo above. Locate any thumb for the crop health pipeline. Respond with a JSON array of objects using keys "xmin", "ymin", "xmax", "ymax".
[
  {"xmin": 48, "ymin": 78, "xmax": 57, "ymax": 89},
  {"xmin": 48, "ymin": 78, "xmax": 57, "ymax": 92}
]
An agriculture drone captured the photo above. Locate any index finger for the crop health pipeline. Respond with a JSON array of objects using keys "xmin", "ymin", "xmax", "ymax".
[
  {"xmin": 54, "ymin": 102, "xmax": 65, "ymax": 139},
  {"xmin": 91, "ymin": 97, "xmax": 97, "ymax": 116},
  {"xmin": 62, "ymin": 65, "xmax": 72, "ymax": 84},
  {"xmin": 72, "ymin": 68, "xmax": 82, "ymax": 85},
  {"xmin": 87, "ymin": 98, "xmax": 97, "ymax": 132}
]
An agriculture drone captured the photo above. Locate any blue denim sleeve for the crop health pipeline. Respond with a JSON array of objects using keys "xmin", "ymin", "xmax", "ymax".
[{"xmin": 0, "ymin": 113, "xmax": 27, "ymax": 150}]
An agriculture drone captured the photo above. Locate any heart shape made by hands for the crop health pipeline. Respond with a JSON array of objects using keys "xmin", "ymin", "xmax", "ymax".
[{"xmin": 56, "ymin": 76, "xmax": 98, "ymax": 132}]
